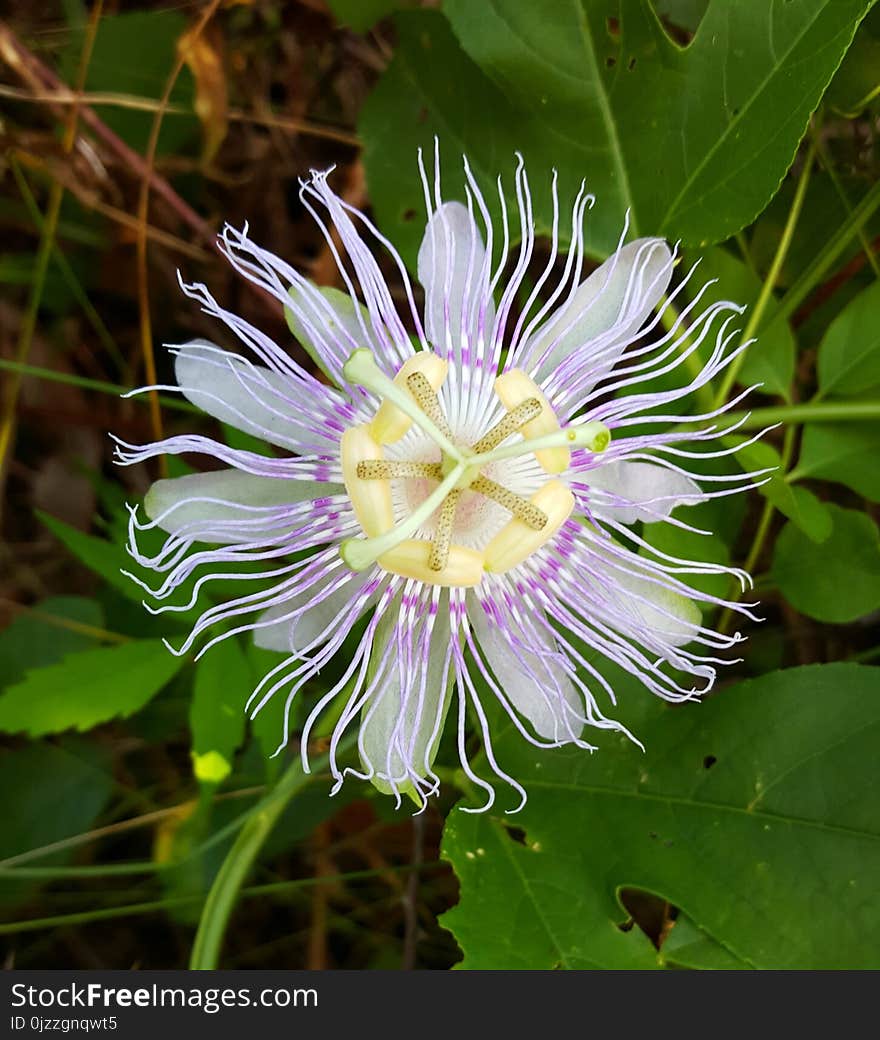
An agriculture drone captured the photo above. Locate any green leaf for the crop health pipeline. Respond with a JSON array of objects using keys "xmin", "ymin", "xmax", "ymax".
[
  {"xmin": 771, "ymin": 483, "xmax": 833, "ymax": 543},
  {"xmin": 62, "ymin": 11, "xmax": 198, "ymax": 155},
  {"xmin": 247, "ymin": 644, "xmax": 290, "ymax": 781},
  {"xmin": 39, "ymin": 512, "xmax": 203, "ymax": 624},
  {"xmin": 39, "ymin": 512, "xmax": 145, "ymax": 604},
  {"xmin": 190, "ymin": 638, "xmax": 250, "ymax": 786},
  {"xmin": 442, "ymin": 663, "xmax": 880, "ymax": 969},
  {"xmin": 825, "ymin": 7, "xmax": 880, "ymax": 116},
  {"xmin": 797, "ymin": 420, "xmax": 880, "ymax": 501},
  {"xmin": 0, "ymin": 596, "xmax": 104, "ymax": 689},
  {"xmin": 733, "ymin": 436, "xmax": 832, "ymax": 543},
  {"xmin": 684, "ymin": 246, "xmax": 794, "ymax": 398},
  {"xmin": 0, "ymin": 741, "xmax": 113, "ymax": 907},
  {"xmin": 816, "ymin": 279, "xmax": 880, "ymax": 398},
  {"xmin": 662, "ymin": 914, "xmax": 752, "ymax": 969},
  {"xmin": 0, "ymin": 640, "xmax": 187, "ymax": 737},
  {"xmin": 361, "ymin": 1, "xmax": 873, "ymax": 262},
  {"xmin": 771, "ymin": 504, "xmax": 880, "ymax": 621}
]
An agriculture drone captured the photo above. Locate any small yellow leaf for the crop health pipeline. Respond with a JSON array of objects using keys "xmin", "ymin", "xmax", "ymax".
[
  {"xmin": 177, "ymin": 26, "xmax": 228, "ymax": 163},
  {"xmin": 191, "ymin": 749, "xmax": 232, "ymax": 784}
]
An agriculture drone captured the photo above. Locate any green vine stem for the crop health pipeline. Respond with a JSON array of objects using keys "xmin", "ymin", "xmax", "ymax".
[
  {"xmin": 775, "ymin": 170, "xmax": 880, "ymax": 327},
  {"xmin": 810, "ymin": 121, "xmax": 880, "ymax": 280},
  {"xmin": 189, "ymin": 737, "xmax": 356, "ymax": 970},
  {"xmin": 724, "ymin": 398, "xmax": 880, "ymax": 429},
  {"xmin": 719, "ymin": 425, "xmax": 797, "ymax": 635},
  {"xmin": 714, "ymin": 143, "xmax": 815, "ymax": 407}
]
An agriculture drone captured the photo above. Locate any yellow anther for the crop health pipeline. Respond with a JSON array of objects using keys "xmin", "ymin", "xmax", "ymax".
[
  {"xmin": 406, "ymin": 371, "xmax": 453, "ymax": 439},
  {"xmin": 472, "ymin": 397, "xmax": 542, "ymax": 454},
  {"xmin": 470, "ymin": 475, "xmax": 548, "ymax": 530},
  {"xmin": 483, "ymin": 480, "xmax": 575, "ymax": 574},
  {"xmin": 494, "ymin": 369, "xmax": 570, "ymax": 474},
  {"xmin": 356, "ymin": 460, "xmax": 443, "ymax": 481},
  {"xmin": 341, "ymin": 425, "xmax": 394, "ymax": 538},
  {"xmin": 379, "ymin": 539, "xmax": 483, "ymax": 587},
  {"xmin": 371, "ymin": 353, "xmax": 448, "ymax": 444},
  {"xmin": 429, "ymin": 490, "xmax": 461, "ymax": 571}
]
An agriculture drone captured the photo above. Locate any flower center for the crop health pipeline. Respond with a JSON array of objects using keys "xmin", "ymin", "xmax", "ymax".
[{"xmin": 339, "ymin": 349, "xmax": 610, "ymax": 587}]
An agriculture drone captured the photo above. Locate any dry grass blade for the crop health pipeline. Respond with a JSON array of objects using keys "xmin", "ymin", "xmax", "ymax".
[{"xmin": 134, "ymin": 0, "xmax": 224, "ymax": 466}]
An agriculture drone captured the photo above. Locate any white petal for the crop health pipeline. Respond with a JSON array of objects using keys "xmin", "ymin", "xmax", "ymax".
[
  {"xmin": 587, "ymin": 460, "xmax": 702, "ymax": 524},
  {"xmin": 417, "ymin": 202, "xmax": 493, "ymax": 348},
  {"xmin": 144, "ymin": 469, "xmax": 336, "ymax": 541},
  {"xmin": 529, "ymin": 238, "xmax": 673, "ymax": 382},
  {"xmin": 175, "ymin": 340, "xmax": 315, "ymax": 452},
  {"xmin": 285, "ymin": 283, "xmax": 368, "ymax": 381},
  {"xmin": 359, "ymin": 608, "xmax": 452, "ymax": 793},
  {"xmin": 254, "ymin": 572, "xmax": 371, "ymax": 654},
  {"xmin": 611, "ymin": 567, "xmax": 701, "ymax": 647},
  {"xmin": 469, "ymin": 604, "xmax": 583, "ymax": 742}
]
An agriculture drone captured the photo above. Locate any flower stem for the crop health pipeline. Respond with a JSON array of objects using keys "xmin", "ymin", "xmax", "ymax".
[
  {"xmin": 714, "ymin": 142, "xmax": 815, "ymax": 408},
  {"xmin": 189, "ymin": 739, "xmax": 355, "ymax": 970}
]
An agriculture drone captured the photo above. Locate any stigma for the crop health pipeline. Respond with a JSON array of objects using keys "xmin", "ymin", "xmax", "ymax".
[{"xmin": 339, "ymin": 350, "xmax": 609, "ymax": 586}]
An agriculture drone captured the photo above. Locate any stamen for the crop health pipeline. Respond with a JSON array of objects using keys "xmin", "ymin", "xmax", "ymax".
[
  {"xmin": 494, "ymin": 369, "xmax": 571, "ymax": 473},
  {"xmin": 429, "ymin": 490, "xmax": 461, "ymax": 571},
  {"xmin": 344, "ymin": 349, "xmax": 462, "ymax": 461},
  {"xmin": 406, "ymin": 371, "xmax": 453, "ymax": 439},
  {"xmin": 484, "ymin": 480, "xmax": 575, "ymax": 574},
  {"xmin": 341, "ymin": 460, "xmax": 465, "ymax": 571},
  {"xmin": 472, "ymin": 398, "xmax": 542, "ymax": 453},
  {"xmin": 356, "ymin": 460, "xmax": 443, "ymax": 480},
  {"xmin": 341, "ymin": 425, "xmax": 393, "ymax": 538},
  {"xmin": 470, "ymin": 475, "xmax": 547, "ymax": 530}
]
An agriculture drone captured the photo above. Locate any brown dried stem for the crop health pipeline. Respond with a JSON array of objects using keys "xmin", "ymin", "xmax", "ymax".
[
  {"xmin": 134, "ymin": 0, "xmax": 224, "ymax": 461},
  {"xmin": 0, "ymin": 19, "xmax": 214, "ymax": 245}
]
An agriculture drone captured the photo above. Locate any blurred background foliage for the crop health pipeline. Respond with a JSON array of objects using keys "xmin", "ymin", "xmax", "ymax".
[{"xmin": 0, "ymin": 0, "xmax": 878, "ymax": 969}]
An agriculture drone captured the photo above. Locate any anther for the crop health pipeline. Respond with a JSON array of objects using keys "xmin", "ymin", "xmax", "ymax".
[
  {"xmin": 344, "ymin": 349, "xmax": 461, "ymax": 460},
  {"xmin": 341, "ymin": 425, "xmax": 393, "ymax": 538},
  {"xmin": 406, "ymin": 371, "xmax": 453, "ymax": 439},
  {"xmin": 429, "ymin": 490, "xmax": 461, "ymax": 571},
  {"xmin": 472, "ymin": 398, "xmax": 542, "ymax": 454},
  {"xmin": 484, "ymin": 480, "xmax": 576, "ymax": 574},
  {"xmin": 341, "ymin": 461, "xmax": 466, "ymax": 571},
  {"xmin": 494, "ymin": 370, "xmax": 570, "ymax": 473},
  {"xmin": 470, "ymin": 475, "xmax": 548, "ymax": 530},
  {"xmin": 356, "ymin": 460, "xmax": 443, "ymax": 481}
]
